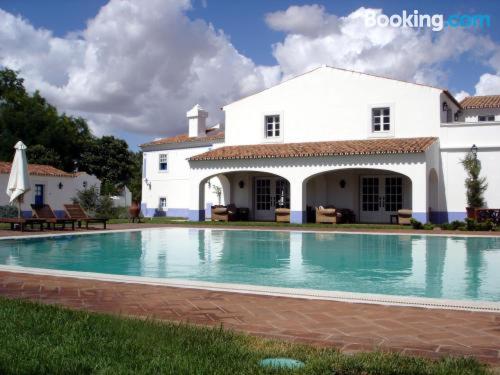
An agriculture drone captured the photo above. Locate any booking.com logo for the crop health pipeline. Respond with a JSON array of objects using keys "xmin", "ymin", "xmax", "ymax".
[{"xmin": 365, "ymin": 10, "xmax": 491, "ymax": 31}]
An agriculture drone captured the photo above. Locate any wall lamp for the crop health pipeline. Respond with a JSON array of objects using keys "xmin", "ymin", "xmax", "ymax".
[
  {"xmin": 471, "ymin": 144, "xmax": 478, "ymax": 158},
  {"xmin": 58, "ymin": 182, "xmax": 63, "ymax": 190},
  {"xmin": 442, "ymin": 102, "xmax": 449, "ymax": 112},
  {"xmin": 144, "ymin": 178, "xmax": 152, "ymax": 190}
]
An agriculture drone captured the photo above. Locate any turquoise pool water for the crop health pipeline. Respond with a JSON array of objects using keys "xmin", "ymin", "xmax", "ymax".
[{"xmin": 0, "ymin": 228, "xmax": 499, "ymax": 302}]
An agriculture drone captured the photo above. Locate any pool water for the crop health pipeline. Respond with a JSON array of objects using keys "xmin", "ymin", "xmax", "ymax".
[{"xmin": 0, "ymin": 228, "xmax": 499, "ymax": 302}]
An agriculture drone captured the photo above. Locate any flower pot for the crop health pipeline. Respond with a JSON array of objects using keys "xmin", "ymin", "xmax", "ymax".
[{"xmin": 466, "ymin": 207, "xmax": 476, "ymax": 219}]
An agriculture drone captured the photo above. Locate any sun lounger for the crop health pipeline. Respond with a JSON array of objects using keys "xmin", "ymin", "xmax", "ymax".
[
  {"xmin": 31, "ymin": 204, "xmax": 76, "ymax": 230},
  {"xmin": 64, "ymin": 204, "xmax": 108, "ymax": 229},
  {"xmin": 0, "ymin": 217, "xmax": 46, "ymax": 232}
]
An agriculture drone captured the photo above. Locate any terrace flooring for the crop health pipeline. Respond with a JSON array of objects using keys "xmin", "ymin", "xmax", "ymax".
[{"xmin": 0, "ymin": 223, "xmax": 499, "ymax": 366}]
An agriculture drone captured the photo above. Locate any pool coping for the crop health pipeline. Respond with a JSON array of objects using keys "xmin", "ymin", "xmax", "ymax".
[
  {"xmin": 1, "ymin": 265, "xmax": 499, "ymax": 313},
  {"xmin": 1, "ymin": 225, "xmax": 500, "ymax": 240},
  {"xmin": 1, "ymin": 226, "xmax": 499, "ymax": 313}
]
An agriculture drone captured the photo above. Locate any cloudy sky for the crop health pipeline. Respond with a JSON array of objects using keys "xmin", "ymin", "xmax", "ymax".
[{"xmin": 1, "ymin": 0, "xmax": 499, "ymax": 149}]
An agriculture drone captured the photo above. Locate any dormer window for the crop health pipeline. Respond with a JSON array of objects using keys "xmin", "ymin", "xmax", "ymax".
[
  {"xmin": 372, "ymin": 107, "xmax": 390, "ymax": 132},
  {"xmin": 478, "ymin": 115, "xmax": 495, "ymax": 122},
  {"xmin": 265, "ymin": 115, "xmax": 280, "ymax": 138}
]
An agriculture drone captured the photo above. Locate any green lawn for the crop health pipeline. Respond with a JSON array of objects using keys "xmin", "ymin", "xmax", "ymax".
[{"xmin": 0, "ymin": 298, "xmax": 490, "ymax": 374}]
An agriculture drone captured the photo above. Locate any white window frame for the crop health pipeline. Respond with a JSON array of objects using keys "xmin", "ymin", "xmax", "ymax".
[
  {"xmin": 368, "ymin": 104, "xmax": 395, "ymax": 138},
  {"xmin": 265, "ymin": 114, "xmax": 281, "ymax": 139},
  {"xmin": 159, "ymin": 197, "xmax": 167, "ymax": 210},
  {"xmin": 158, "ymin": 153, "xmax": 168, "ymax": 172}
]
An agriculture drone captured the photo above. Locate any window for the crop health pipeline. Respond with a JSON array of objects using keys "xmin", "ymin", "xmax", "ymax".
[
  {"xmin": 159, "ymin": 154, "xmax": 168, "ymax": 171},
  {"xmin": 478, "ymin": 115, "xmax": 495, "ymax": 122},
  {"xmin": 372, "ymin": 107, "xmax": 390, "ymax": 132},
  {"xmin": 159, "ymin": 197, "xmax": 167, "ymax": 210},
  {"xmin": 265, "ymin": 115, "xmax": 280, "ymax": 138}
]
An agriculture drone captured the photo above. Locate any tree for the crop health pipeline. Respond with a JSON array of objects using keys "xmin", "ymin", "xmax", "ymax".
[
  {"xmin": 461, "ymin": 152, "xmax": 487, "ymax": 208},
  {"xmin": 27, "ymin": 144, "xmax": 62, "ymax": 168},
  {"xmin": 79, "ymin": 136, "xmax": 135, "ymax": 195}
]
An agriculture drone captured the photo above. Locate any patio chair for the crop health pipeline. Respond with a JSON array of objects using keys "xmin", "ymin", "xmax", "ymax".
[
  {"xmin": 211, "ymin": 204, "xmax": 237, "ymax": 222},
  {"xmin": 64, "ymin": 204, "xmax": 108, "ymax": 229},
  {"xmin": 316, "ymin": 206, "xmax": 338, "ymax": 224},
  {"xmin": 275, "ymin": 208, "xmax": 290, "ymax": 223},
  {"xmin": 397, "ymin": 209, "xmax": 412, "ymax": 225},
  {"xmin": 31, "ymin": 204, "xmax": 76, "ymax": 230},
  {"xmin": 0, "ymin": 217, "xmax": 46, "ymax": 232}
]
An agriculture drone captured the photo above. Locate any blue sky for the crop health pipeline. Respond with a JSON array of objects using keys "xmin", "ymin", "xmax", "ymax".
[{"xmin": 0, "ymin": 0, "xmax": 499, "ymax": 149}]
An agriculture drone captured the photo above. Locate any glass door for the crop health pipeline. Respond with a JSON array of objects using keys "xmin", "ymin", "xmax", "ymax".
[
  {"xmin": 254, "ymin": 177, "xmax": 290, "ymax": 221},
  {"xmin": 360, "ymin": 175, "xmax": 404, "ymax": 222}
]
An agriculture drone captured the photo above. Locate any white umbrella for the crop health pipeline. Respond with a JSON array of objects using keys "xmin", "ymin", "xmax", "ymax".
[{"xmin": 6, "ymin": 141, "xmax": 31, "ymax": 218}]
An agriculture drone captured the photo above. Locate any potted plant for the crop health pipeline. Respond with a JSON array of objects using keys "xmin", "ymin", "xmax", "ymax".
[{"xmin": 461, "ymin": 150, "xmax": 487, "ymax": 219}]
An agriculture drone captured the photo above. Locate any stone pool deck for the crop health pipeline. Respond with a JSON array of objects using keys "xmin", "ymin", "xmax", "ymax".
[{"xmin": 0, "ymin": 223, "xmax": 499, "ymax": 366}]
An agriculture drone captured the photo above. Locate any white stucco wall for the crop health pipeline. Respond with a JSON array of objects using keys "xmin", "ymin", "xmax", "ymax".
[
  {"xmin": 0, "ymin": 171, "xmax": 101, "ymax": 217},
  {"xmin": 462, "ymin": 108, "xmax": 500, "ymax": 123},
  {"xmin": 224, "ymin": 66, "xmax": 443, "ymax": 146}
]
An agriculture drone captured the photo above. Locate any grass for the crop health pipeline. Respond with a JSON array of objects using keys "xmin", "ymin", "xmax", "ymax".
[{"xmin": 0, "ymin": 297, "xmax": 491, "ymax": 374}]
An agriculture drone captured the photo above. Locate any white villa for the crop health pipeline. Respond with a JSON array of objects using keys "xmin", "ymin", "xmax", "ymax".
[
  {"xmin": 0, "ymin": 162, "xmax": 100, "ymax": 218},
  {"xmin": 140, "ymin": 66, "xmax": 500, "ymax": 224}
]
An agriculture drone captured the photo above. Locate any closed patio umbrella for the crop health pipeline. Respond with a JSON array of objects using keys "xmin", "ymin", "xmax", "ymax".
[{"xmin": 6, "ymin": 141, "xmax": 31, "ymax": 218}]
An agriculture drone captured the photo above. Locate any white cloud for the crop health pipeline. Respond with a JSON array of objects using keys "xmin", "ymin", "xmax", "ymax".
[
  {"xmin": 0, "ymin": 0, "xmax": 279, "ymax": 137},
  {"xmin": 265, "ymin": 6, "xmax": 499, "ymax": 88},
  {"xmin": 1, "ymin": 2, "xmax": 499, "ymax": 142},
  {"xmin": 454, "ymin": 90, "xmax": 470, "ymax": 102}
]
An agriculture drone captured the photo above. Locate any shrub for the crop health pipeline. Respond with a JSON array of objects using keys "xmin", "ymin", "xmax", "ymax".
[
  {"xmin": 422, "ymin": 223, "xmax": 435, "ymax": 230},
  {"xmin": 0, "ymin": 205, "xmax": 18, "ymax": 218},
  {"xmin": 72, "ymin": 185, "xmax": 100, "ymax": 214},
  {"xmin": 461, "ymin": 152, "xmax": 487, "ymax": 208},
  {"xmin": 441, "ymin": 220, "xmax": 466, "ymax": 230},
  {"xmin": 465, "ymin": 218, "xmax": 476, "ymax": 231},
  {"xmin": 409, "ymin": 218, "xmax": 423, "ymax": 229},
  {"xmin": 95, "ymin": 195, "xmax": 116, "ymax": 219}
]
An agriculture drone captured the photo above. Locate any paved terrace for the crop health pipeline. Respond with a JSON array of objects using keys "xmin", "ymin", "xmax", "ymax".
[{"xmin": 0, "ymin": 223, "xmax": 499, "ymax": 366}]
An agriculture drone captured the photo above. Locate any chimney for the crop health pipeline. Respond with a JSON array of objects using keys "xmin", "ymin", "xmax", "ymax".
[{"xmin": 187, "ymin": 104, "xmax": 208, "ymax": 137}]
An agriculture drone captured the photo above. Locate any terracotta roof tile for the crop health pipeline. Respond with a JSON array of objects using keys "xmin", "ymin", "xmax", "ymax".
[
  {"xmin": 190, "ymin": 137, "xmax": 437, "ymax": 161},
  {"xmin": 460, "ymin": 95, "xmax": 500, "ymax": 109},
  {"xmin": 0, "ymin": 161, "xmax": 74, "ymax": 177},
  {"xmin": 141, "ymin": 128, "xmax": 224, "ymax": 147}
]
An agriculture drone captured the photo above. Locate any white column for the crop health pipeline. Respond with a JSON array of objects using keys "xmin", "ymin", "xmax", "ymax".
[
  {"xmin": 188, "ymin": 177, "xmax": 205, "ymax": 221},
  {"xmin": 289, "ymin": 177, "xmax": 306, "ymax": 224},
  {"xmin": 411, "ymin": 167, "xmax": 428, "ymax": 223}
]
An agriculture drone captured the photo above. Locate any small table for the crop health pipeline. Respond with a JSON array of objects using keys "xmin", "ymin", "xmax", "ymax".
[
  {"xmin": 390, "ymin": 214, "xmax": 398, "ymax": 224},
  {"xmin": 237, "ymin": 207, "xmax": 249, "ymax": 221}
]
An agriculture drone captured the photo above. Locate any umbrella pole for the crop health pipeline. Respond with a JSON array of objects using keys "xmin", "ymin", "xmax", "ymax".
[{"xmin": 17, "ymin": 198, "xmax": 21, "ymax": 219}]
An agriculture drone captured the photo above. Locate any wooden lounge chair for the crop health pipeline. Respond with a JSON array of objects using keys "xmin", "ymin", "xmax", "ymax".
[
  {"xmin": 0, "ymin": 217, "xmax": 46, "ymax": 232},
  {"xmin": 31, "ymin": 204, "xmax": 76, "ymax": 230},
  {"xmin": 64, "ymin": 204, "xmax": 108, "ymax": 229},
  {"xmin": 275, "ymin": 208, "xmax": 290, "ymax": 223}
]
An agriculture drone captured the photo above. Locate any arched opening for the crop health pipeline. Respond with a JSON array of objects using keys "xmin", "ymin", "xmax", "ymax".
[
  {"xmin": 304, "ymin": 168, "xmax": 412, "ymax": 223},
  {"xmin": 428, "ymin": 168, "xmax": 438, "ymax": 223},
  {"xmin": 199, "ymin": 171, "xmax": 291, "ymax": 221}
]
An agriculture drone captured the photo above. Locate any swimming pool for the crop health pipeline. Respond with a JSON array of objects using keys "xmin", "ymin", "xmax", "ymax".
[{"xmin": 0, "ymin": 228, "xmax": 499, "ymax": 304}]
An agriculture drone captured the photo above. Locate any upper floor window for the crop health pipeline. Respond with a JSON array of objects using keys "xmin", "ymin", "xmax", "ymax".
[
  {"xmin": 265, "ymin": 115, "xmax": 280, "ymax": 138},
  {"xmin": 159, "ymin": 154, "xmax": 168, "ymax": 171},
  {"xmin": 478, "ymin": 115, "xmax": 495, "ymax": 122},
  {"xmin": 372, "ymin": 107, "xmax": 390, "ymax": 132}
]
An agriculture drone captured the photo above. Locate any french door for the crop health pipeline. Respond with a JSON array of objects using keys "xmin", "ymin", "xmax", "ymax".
[
  {"xmin": 254, "ymin": 177, "xmax": 290, "ymax": 221},
  {"xmin": 360, "ymin": 176, "xmax": 403, "ymax": 223}
]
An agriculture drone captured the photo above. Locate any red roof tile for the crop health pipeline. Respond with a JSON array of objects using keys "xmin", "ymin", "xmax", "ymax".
[
  {"xmin": 0, "ymin": 161, "xmax": 74, "ymax": 177},
  {"xmin": 190, "ymin": 137, "xmax": 437, "ymax": 161},
  {"xmin": 141, "ymin": 128, "xmax": 224, "ymax": 148},
  {"xmin": 460, "ymin": 95, "xmax": 500, "ymax": 109}
]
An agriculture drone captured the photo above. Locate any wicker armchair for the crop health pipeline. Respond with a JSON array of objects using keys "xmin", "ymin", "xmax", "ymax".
[
  {"xmin": 316, "ymin": 206, "xmax": 338, "ymax": 224},
  {"xmin": 275, "ymin": 208, "xmax": 290, "ymax": 223},
  {"xmin": 398, "ymin": 209, "xmax": 412, "ymax": 225},
  {"xmin": 211, "ymin": 204, "xmax": 237, "ymax": 222}
]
